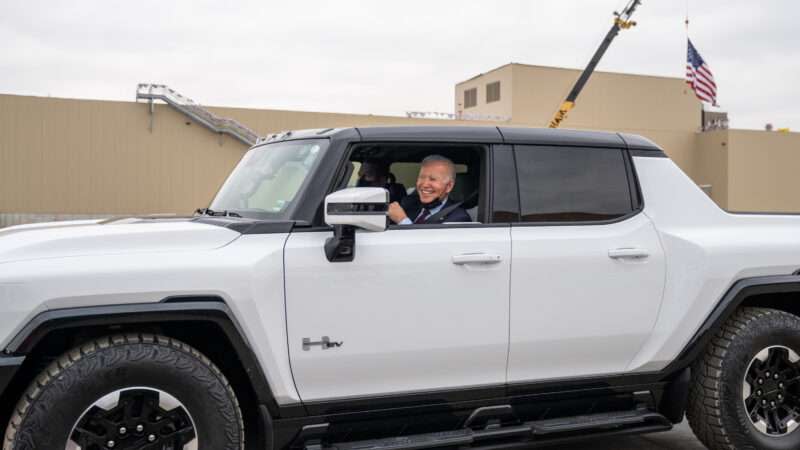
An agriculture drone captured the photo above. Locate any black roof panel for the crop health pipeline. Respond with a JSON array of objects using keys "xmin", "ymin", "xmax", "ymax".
[
  {"xmin": 498, "ymin": 127, "xmax": 626, "ymax": 148},
  {"xmin": 618, "ymin": 133, "xmax": 662, "ymax": 152},
  {"xmin": 265, "ymin": 126, "xmax": 663, "ymax": 153},
  {"xmin": 357, "ymin": 126, "xmax": 503, "ymax": 143}
]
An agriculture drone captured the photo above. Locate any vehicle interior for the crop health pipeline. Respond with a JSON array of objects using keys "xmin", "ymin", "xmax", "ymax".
[{"xmin": 341, "ymin": 143, "xmax": 487, "ymax": 224}]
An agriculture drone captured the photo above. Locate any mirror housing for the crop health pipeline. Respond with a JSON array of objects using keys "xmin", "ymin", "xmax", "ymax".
[
  {"xmin": 324, "ymin": 187, "xmax": 389, "ymax": 232},
  {"xmin": 323, "ymin": 188, "xmax": 389, "ymax": 262}
]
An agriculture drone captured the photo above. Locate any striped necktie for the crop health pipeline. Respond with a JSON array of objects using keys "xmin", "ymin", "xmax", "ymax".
[{"xmin": 414, "ymin": 208, "xmax": 431, "ymax": 224}]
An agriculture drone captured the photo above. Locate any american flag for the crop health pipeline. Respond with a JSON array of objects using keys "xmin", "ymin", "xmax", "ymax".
[{"xmin": 686, "ymin": 39, "xmax": 718, "ymax": 105}]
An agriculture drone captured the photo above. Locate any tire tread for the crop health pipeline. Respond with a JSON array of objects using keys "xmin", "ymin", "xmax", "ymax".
[
  {"xmin": 2, "ymin": 333, "xmax": 243, "ymax": 450},
  {"xmin": 687, "ymin": 307, "xmax": 792, "ymax": 450}
]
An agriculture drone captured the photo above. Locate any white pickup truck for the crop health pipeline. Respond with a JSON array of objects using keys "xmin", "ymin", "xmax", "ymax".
[{"xmin": 2, "ymin": 126, "xmax": 800, "ymax": 450}]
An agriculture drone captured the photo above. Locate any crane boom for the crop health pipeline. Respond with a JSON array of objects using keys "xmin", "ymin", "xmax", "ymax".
[{"xmin": 548, "ymin": 0, "xmax": 642, "ymax": 128}]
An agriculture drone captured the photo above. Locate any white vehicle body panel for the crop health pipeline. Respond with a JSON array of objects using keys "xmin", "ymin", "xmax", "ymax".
[
  {"xmin": 0, "ymin": 219, "xmax": 239, "ymax": 264},
  {"xmin": 507, "ymin": 213, "xmax": 665, "ymax": 382},
  {"xmin": 627, "ymin": 157, "xmax": 800, "ymax": 372},
  {"xmin": 0, "ymin": 222, "xmax": 302, "ymax": 405},
  {"xmin": 284, "ymin": 227, "xmax": 511, "ymax": 402}
]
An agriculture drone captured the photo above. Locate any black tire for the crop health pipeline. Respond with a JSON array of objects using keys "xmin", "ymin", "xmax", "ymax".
[
  {"xmin": 687, "ymin": 307, "xmax": 800, "ymax": 450},
  {"xmin": 2, "ymin": 333, "xmax": 244, "ymax": 450}
]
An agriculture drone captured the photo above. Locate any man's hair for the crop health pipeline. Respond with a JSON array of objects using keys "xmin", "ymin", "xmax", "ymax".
[{"xmin": 420, "ymin": 154, "xmax": 456, "ymax": 182}]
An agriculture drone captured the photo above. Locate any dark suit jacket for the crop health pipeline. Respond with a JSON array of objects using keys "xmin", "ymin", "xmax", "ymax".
[{"xmin": 399, "ymin": 195, "xmax": 472, "ymax": 224}]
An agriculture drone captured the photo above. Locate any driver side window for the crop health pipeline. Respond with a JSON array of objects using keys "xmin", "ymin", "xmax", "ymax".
[{"xmin": 341, "ymin": 144, "xmax": 485, "ymax": 225}]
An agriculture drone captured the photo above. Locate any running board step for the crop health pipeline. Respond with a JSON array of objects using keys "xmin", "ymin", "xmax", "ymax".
[
  {"xmin": 531, "ymin": 409, "xmax": 667, "ymax": 435},
  {"xmin": 317, "ymin": 409, "xmax": 670, "ymax": 450}
]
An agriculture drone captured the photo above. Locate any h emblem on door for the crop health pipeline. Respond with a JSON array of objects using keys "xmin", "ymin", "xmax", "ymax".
[{"xmin": 303, "ymin": 336, "xmax": 343, "ymax": 351}]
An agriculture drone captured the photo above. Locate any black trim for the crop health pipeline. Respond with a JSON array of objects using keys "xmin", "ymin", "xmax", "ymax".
[
  {"xmin": 499, "ymin": 127, "xmax": 626, "ymax": 148},
  {"xmin": 625, "ymin": 148, "xmax": 645, "ymax": 211},
  {"xmin": 3, "ymin": 301, "xmax": 285, "ymax": 418},
  {"xmin": 325, "ymin": 225, "xmax": 356, "ymax": 262},
  {"xmin": 272, "ymin": 378, "xmax": 669, "ymax": 449},
  {"xmin": 0, "ymin": 355, "xmax": 24, "ymax": 396},
  {"xmin": 304, "ymin": 385, "xmax": 506, "ymax": 416},
  {"xmin": 192, "ymin": 217, "xmax": 296, "ymax": 234},
  {"xmin": 629, "ymin": 149, "xmax": 667, "ymax": 158},
  {"xmin": 658, "ymin": 368, "xmax": 691, "ymax": 423},
  {"xmin": 510, "ymin": 209, "xmax": 643, "ymax": 228},
  {"xmin": 387, "ymin": 223, "xmax": 509, "ymax": 230},
  {"xmin": 662, "ymin": 274, "xmax": 800, "ymax": 375},
  {"xmin": 357, "ymin": 126, "xmax": 504, "ymax": 143},
  {"xmin": 618, "ymin": 133, "xmax": 665, "ymax": 154},
  {"xmin": 326, "ymin": 203, "xmax": 388, "ymax": 215},
  {"xmin": 260, "ymin": 404, "xmax": 276, "ymax": 450}
]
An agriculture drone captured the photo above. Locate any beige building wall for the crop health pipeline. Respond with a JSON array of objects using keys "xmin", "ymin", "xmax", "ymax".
[
  {"xmin": 0, "ymin": 95, "xmax": 246, "ymax": 217},
  {"xmin": 0, "ymin": 94, "xmax": 493, "ymax": 218},
  {"xmin": 454, "ymin": 64, "xmax": 513, "ymax": 119},
  {"xmin": 693, "ymin": 130, "xmax": 729, "ymax": 208},
  {"xmin": 726, "ymin": 130, "xmax": 800, "ymax": 212},
  {"xmin": 689, "ymin": 129, "xmax": 800, "ymax": 212}
]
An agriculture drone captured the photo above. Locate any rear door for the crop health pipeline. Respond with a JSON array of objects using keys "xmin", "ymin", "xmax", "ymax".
[{"xmin": 506, "ymin": 145, "xmax": 666, "ymax": 383}]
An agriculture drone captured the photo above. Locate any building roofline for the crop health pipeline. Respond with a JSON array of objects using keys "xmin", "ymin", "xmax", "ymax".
[
  {"xmin": 456, "ymin": 63, "xmax": 514, "ymax": 85},
  {"xmin": 456, "ymin": 62, "xmax": 684, "ymax": 86}
]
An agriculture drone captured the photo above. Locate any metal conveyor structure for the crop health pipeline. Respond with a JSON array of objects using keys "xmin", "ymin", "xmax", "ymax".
[{"xmin": 136, "ymin": 83, "xmax": 259, "ymax": 146}]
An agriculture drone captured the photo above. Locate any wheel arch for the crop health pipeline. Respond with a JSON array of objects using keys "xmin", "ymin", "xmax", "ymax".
[
  {"xmin": 667, "ymin": 273, "xmax": 800, "ymax": 375},
  {"xmin": 0, "ymin": 297, "xmax": 281, "ymax": 448}
]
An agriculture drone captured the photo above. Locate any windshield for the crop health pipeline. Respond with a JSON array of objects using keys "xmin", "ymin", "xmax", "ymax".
[{"xmin": 209, "ymin": 139, "xmax": 328, "ymax": 219}]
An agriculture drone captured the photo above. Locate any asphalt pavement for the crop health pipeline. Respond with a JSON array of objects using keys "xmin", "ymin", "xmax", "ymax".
[{"xmin": 547, "ymin": 422, "xmax": 707, "ymax": 450}]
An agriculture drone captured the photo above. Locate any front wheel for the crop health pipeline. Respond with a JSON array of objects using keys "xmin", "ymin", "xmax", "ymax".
[
  {"xmin": 688, "ymin": 307, "xmax": 800, "ymax": 450},
  {"xmin": 3, "ymin": 334, "xmax": 244, "ymax": 450}
]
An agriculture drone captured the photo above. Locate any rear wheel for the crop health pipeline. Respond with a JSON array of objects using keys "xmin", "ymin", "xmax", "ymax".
[
  {"xmin": 688, "ymin": 307, "xmax": 800, "ymax": 450},
  {"xmin": 3, "ymin": 333, "xmax": 244, "ymax": 450}
]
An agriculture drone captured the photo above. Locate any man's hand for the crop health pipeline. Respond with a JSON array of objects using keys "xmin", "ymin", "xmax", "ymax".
[{"xmin": 387, "ymin": 202, "xmax": 408, "ymax": 224}]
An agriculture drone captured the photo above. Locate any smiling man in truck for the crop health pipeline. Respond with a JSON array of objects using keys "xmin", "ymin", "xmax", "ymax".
[{"xmin": 387, "ymin": 154, "xmax": 471, "ymax": 225}]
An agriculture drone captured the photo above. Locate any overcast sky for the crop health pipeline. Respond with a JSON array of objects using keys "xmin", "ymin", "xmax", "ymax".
[{"xmin": 1, "ymin": 1, "xmax": 797, "ymax": 130}]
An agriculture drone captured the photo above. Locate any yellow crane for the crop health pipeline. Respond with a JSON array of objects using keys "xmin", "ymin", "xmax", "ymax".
[{"xmin": 549, "ymin": 0, "xmax": 642, "ymax": 128}]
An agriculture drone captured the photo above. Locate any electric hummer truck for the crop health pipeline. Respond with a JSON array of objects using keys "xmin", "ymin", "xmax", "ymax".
[{"xmin": 2, "ymin": 126, "xmax": 800, "ymax": 450}]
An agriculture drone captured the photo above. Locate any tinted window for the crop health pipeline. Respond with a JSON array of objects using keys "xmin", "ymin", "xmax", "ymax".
[
  {"xmin": 486, "ymin": 81, "xmax": 501, "ymax": 103},
  {"xmin": 515, "ymin": 146, "xmax": 633, "ymax": 222},
  {"xmin": 491, "ymin": 145, "xmax": 520, "ymax": 222},
  {"xmin": 464, "ymin": 88, "xmax": 477, "ymax": 108}
]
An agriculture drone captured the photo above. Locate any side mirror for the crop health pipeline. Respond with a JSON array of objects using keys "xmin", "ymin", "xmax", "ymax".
[{"xmin": 323, "ymin": 188, "xmax": 389, "ymax": 262}]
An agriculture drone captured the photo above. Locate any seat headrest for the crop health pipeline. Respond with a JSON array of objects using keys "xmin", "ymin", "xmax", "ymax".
[{"xmin": 450, "ymin": 173, "xmax": 478, "ymax": 208}]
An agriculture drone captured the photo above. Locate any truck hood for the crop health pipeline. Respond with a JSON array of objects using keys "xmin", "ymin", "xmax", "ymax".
[{"xmin": 0, "ymin": 218, "xmax": 242, "ymax": 264}]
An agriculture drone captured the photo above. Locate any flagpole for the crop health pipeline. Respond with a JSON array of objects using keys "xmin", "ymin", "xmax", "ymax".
[
  {"xmin": 685, "ymin": 1, "xmax": 705, "ymax": 127},
  {"xmin": 685, "ymin": 0, "xmax": 689, "ymax": 34}
]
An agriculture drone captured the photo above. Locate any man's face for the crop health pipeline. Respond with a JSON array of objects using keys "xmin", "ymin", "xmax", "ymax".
[{"xmin": 416, "ymin": 162, "xmax": 454, "ymax": 205}]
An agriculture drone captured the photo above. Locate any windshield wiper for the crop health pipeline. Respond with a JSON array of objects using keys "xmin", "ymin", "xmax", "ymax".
[{"xmin": 195, "ymin": 208, "xmax": 242, "ymax": 218}]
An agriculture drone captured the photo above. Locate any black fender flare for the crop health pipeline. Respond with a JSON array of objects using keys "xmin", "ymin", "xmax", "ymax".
[
  {"xmin": 665, "ymin": 274, "xmax": 800, "ymax": 375},
  {"xmin": 3, "ymin": 299, "xmax": 284, "ymax": 418}
]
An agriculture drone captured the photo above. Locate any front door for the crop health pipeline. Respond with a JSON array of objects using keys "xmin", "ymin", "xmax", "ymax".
[{"xmin": 284, "ymin": 226, "xmax": 511, "ymax": 402}]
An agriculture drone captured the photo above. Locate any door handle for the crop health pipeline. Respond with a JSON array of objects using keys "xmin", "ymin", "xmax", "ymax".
[
  {"xmin": 608, "ymin": 248, "xmax": 650, "ymax": 259},
  {"xmin": 452, "ymin": 253, "xmax": 502, "ymax": 265}
]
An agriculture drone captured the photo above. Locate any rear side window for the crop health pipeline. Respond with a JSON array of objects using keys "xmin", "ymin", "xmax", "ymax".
[{"xmin": 514, "ymin": 146, "xmax": 634, "ymax": 223}]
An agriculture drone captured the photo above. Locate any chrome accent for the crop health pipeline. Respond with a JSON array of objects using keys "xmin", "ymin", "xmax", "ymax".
[
  {"xmin": 66, "ymin": 387, "xmax": 199, "ymax": 450},
  {"xmin": 743, "ymin": 345, "xmax": 800, "ymax": 437}
]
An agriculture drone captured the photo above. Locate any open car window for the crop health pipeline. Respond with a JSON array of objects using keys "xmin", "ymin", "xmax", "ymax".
[{"xmin": 342, "ymin": 144, "xmax": 486, "ymax": 224}]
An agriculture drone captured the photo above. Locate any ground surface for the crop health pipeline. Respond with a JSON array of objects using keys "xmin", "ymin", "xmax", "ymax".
[{"xmin": 549, "ymin": 422, "xmax": 706, "ymax": 449}]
